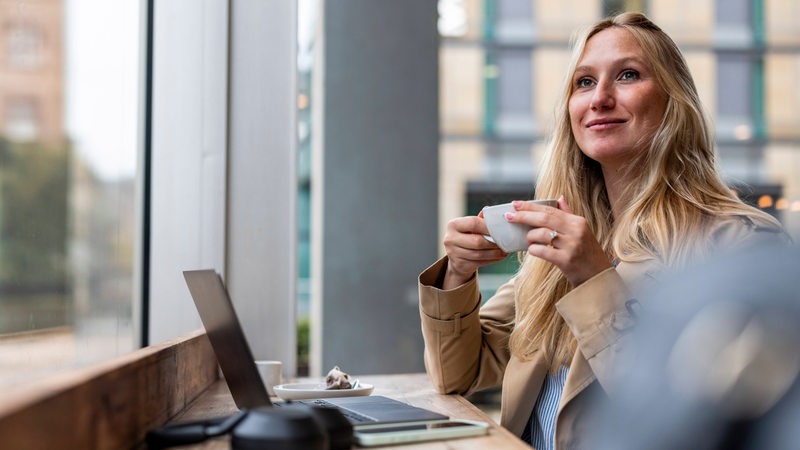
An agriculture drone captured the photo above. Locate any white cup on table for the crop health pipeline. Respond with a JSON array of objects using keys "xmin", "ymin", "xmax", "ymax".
[{"xmin": 255, "ymin": 360, "xmax": 282, "ymax": 396}]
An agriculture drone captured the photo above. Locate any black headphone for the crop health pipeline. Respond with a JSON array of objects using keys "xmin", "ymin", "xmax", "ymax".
[{"xmin": 146, "ymin": 403, "xmax": 353, "ymax": 450}]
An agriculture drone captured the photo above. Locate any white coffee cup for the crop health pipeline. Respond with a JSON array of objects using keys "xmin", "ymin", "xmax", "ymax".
[
  {"xmin": 482, "ymin": 200, "xmax": 558, "ymax": 252},
  {"xmin": 255, "ymin": 360, "xmax": 282, "ymax": 396}
]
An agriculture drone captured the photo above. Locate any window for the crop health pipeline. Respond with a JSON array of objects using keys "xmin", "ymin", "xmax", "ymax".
[
  {"xmin": 0, "ymin": 0, "xmax": 139, "ymax": 389},
  {"xmin": 6, "ymin": 24, "xmax": 44, "ymax": 70},
  {"xmin": 494, "ymin": 49, "xmax": 534, "ymax": 138},
  {"xmin": 4, "ymin": 98, "xmax": 39, "ymax": 140}
]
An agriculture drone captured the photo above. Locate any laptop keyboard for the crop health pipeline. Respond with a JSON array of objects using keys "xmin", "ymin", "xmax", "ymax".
[
  {"xmin": 274, "ymin": 399, "xmax": 376, "ymax": 424},
  {"xmin": 309, "ymin": 399, "xmax": 376, "ymax": 423}
]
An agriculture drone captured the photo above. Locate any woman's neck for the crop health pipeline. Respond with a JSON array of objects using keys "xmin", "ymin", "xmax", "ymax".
[{"xmin": 602, "ymin": 165, "xmax": 630, "ymax": 220}]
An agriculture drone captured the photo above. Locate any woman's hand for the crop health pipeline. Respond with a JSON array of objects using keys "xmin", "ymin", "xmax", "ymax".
[
  {"xmin": 442, "ymin": 212, "xmax": 509, "ymax": 290},
  {"xmin": 506, "ymin": 196, "xmax": 613, "ymax": 286}
]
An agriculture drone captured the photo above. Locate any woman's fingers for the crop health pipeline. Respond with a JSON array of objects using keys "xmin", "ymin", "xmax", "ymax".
[
  {"xmin": 504, "ymin": 198, "xmax": 612, "ymax": 286},
  {"xmin": 443, "ymin": 216, "xmax": 509, "ymax": 282},
  {"xmin": 440, "ymin": 199, "xmax": 612, "ymax": 288},
  {"xmin": 447, "ymin": 215, "xmax": 490, "ymax": 237},
  {"xmin": 506, "ymin": 201, "xmax": 561, "ymax": 234},
  {"xmin": 556, "ymin": 195, "xmax": 573, "ymax": 214},
  {"xmin": 526, "ymin": 226, "xmax": 612, "ymax": 286}
]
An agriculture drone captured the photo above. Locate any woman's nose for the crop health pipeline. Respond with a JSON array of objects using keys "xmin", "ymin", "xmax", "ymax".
[{"xmin": 590, "ymin": 80, "xmax": 615, "ymax": 110}]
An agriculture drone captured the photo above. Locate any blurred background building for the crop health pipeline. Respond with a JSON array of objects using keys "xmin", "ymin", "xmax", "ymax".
[{"xmin": 432, "ymin": 0, "xmax": 800, "ymax": 294}]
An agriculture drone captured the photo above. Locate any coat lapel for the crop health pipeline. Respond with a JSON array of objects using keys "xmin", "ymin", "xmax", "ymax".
[
  {"xmin": 559, "ymin": 349, "xmax": 595, "ymax": 412},
  {"xmin": 501, "ymin": 352, "xmax": 548, "ymax": 436}
]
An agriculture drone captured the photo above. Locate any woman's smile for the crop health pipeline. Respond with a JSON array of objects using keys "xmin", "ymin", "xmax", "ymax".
[{"xmin": 585, "ymin": 117, "xmax": 627, "ymax": 130}]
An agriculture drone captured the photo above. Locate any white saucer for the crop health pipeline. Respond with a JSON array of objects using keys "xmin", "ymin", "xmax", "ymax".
[{"xmin": 272, "ymin": 382, "xmax": 374, "ymax": 401}]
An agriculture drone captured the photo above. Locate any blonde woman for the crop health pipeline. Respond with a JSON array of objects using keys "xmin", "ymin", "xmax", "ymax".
[{"xmin": 418, "ymin": 12, "xmax": 788, "ymax": 449}]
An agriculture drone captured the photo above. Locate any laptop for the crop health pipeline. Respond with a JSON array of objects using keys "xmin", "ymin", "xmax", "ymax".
[{"xmin": 183, "ymin": 269, "xmax": 448, "ymax": 425}]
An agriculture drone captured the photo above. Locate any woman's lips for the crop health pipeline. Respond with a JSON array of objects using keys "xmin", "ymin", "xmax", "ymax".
[{"xmin": 586, "ymin": 118, "xmax": 626, "ymax": 129}]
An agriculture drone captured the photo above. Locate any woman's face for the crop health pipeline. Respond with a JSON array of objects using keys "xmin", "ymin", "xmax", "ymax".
[{"xmin": 568, "ymin": 27, "xmax": 667, "ymax": 172}]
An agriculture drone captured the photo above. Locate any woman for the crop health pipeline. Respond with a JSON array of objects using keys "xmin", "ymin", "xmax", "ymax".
[{"xmin": 418, "ymin": 12, "xmax": 788, "ymax": 449}]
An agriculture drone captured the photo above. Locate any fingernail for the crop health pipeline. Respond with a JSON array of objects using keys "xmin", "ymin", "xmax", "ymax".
[
  {"xmin": 512, "ymin": 201, "xmax": 522, "ymax": 209},
  {"xmin": 504, "ymin": 212, "xmax": 514, "ymax": 221}
]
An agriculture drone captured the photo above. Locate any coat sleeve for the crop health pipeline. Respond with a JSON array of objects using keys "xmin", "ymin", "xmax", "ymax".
[{"xmin": 418, "ymin": 257, "xmax": 516, "ymax": 395}]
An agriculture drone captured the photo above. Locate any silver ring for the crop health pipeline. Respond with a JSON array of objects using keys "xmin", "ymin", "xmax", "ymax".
[{"xmin": 548, "ymin": 230, "xmax": 558, "ymax": 246}]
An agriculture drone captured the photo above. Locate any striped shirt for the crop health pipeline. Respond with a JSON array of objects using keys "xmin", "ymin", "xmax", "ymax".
[{"xmin": 529, "ymin": 365, "xmax": 569, "ymax": 450}]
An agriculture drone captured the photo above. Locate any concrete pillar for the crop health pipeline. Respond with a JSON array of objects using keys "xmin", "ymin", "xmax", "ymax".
[{"xmin": 311, "ymin": 0, "xmax": 439, "ymax": 375}]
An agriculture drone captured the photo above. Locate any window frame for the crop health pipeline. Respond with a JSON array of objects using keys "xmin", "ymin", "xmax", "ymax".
[{"xmin": 146, "ymin": 0, "xmax": 297, "ymax": 374}]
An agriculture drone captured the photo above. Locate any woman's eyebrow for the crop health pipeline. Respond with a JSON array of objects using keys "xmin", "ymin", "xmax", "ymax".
[
  {"xmin": 614, "ymin": 56, "xmax": 648, "ymax": 67},
  {"xmin": 573, "ymin": 56, "xmax": 648, "ymax": 76}
]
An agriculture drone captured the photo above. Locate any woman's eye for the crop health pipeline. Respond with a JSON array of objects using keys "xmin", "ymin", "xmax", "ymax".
[
  {"xmin": 576, "ymin": 78, "xmax": 594, "ymax": 88},
  {"xmin": 620, "ymin": 70, "xmax": 640, "ymax": 81}
]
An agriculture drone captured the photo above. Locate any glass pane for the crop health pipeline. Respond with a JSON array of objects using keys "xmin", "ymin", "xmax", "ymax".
[
  {"xmin": 497, "ymin": 50, "xmax": 532, "ymax": 115},
  {"xmin": 0, "ymin": 0, "xmax": 139, "ymax": 388},
  {"xmin": 717, "ymin": 54, "xmax": 753, "ymax": 117},
  {"xmin": 495, "ymin": 49, "xmax": 534, "ymax": 138},
  {"xmin": 715, "ymin": 0, "xmax": 749, "ymax": 24},
  {"xmin": 497, "ymin": 0, "xmax": 531, "ymax": 19}
]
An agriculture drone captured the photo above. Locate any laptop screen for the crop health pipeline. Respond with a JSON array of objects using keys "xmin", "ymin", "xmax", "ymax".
[{"xmin": 183, "ymin": 269, "xmax": 272, "ymax": 409}]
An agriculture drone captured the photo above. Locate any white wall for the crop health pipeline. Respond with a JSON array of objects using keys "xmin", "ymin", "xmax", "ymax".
[
  {"xmin": 149, "ymin": 0, "xmax": 229, "ymax": 343},
  {"xmin": 148, "ymin": 0, "xmax": 297, "ymax": 375},
  {"xmin": 227, "ymin": 0, "xmax": 298, "ymax": 372}
]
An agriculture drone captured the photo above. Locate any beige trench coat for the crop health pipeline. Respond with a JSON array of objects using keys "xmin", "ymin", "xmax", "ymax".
[{"xmin": 418, "ymin": 215, "xmax": 787, "ymax": 449}]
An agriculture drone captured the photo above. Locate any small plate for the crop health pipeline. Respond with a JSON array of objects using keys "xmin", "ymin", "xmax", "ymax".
[{"xmin": 273, "ymin": 382, "xmax": 374, "ymax": 401}]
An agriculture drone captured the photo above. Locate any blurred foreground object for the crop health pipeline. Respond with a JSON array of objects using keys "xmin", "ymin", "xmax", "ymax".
[{"xmin": 593, "ymin": 243, "xmax": 800, "ymax": 450}]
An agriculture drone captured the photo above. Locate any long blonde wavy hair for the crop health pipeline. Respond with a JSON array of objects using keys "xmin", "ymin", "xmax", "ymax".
[{"xmin": 508, "ymin": 12, "xmax": 783, "ymax": 369}]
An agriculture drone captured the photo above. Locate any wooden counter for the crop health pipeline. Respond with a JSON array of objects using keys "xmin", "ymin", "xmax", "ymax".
[
  {"xmin": 173, "ymin": 373, "xmax": 529, "ymax": 449},
  {"xmin": 0, "ymin": 330, "xmax": 527, "ymax": 449},
  {"xmin": 0, "ymin": 330, "xmax": 218, "ymax": 450}
]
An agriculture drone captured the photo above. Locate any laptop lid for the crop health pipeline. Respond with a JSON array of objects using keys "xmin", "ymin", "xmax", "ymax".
[
  {"xmin": 183, "ymin": 269, "xmax": 271, "ymax": 409},
  {"xmin": 183, "ymin": 269, "xmax": 448, "ymax": 424}
]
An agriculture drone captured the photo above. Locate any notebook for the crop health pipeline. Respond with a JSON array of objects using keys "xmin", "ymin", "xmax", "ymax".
[{"xmin": 183, "ymin": 269, "xmax": 448, "ymax": 424}]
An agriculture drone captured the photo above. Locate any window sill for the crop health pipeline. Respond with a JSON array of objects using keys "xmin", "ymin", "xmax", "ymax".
[{"xmin": 0, "ymin": 329, "xmax": 218, "ymax": 449}]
